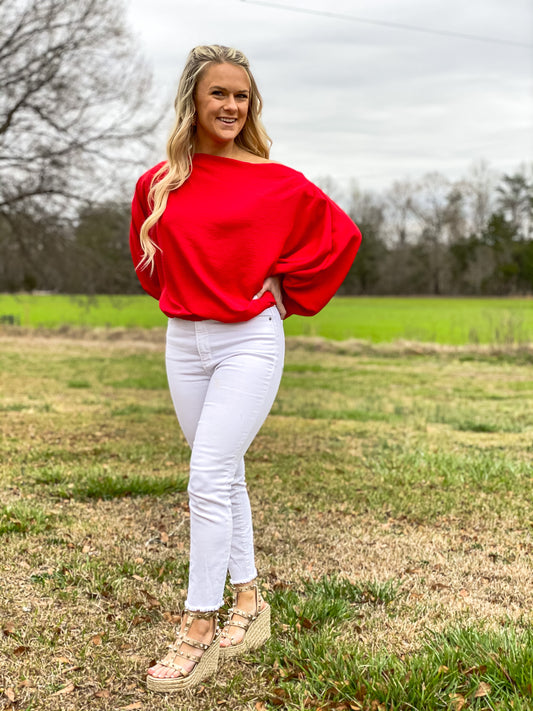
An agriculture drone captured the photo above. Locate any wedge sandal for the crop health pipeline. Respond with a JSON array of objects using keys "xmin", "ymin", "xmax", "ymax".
[
  {"xmin": 219, "ymin": 580, "xmax": 270, "ymax": 660},
  {"xmin": 146, "ymin": 609, "xmax": 220, "ymax": 692}
]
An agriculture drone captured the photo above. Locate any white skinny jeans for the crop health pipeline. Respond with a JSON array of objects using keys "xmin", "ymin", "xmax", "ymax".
[{"xmin": 165, "ymin": 306, "xmax": 285, "ymax": 611}]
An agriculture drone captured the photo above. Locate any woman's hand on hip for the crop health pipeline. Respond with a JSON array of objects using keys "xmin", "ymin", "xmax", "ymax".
[{"xmin": 253, "ymin": 276, "xmax": 287, "ymax": 319}]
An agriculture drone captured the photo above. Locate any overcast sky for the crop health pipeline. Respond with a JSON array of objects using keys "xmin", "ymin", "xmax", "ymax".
[{"xmin": 125, "ymin": 0, "xmax": 533, "ymax": 192}]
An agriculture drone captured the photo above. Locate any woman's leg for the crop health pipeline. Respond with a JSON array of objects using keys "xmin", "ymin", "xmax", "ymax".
[
  {"xmin": 184, "ymin": 308, "xmax": 284, "ymax": 610},
  {"xmin": 164, "ymin": 318, "xmax": 211, "ymax": 449},
  {"xmin": 164, "ymin": 308, "xmax": 284, "ymax": 610},
  {"xmin": 149, "ymin": 310, "xmax": 284, "ymax": 679},
  {"xmin": 148, "ymin": 318, "xmax": 215, "ymax": 681},
  {"xmin": 228, "ymin": 459, "xmax": 257, "ymax": 584}
]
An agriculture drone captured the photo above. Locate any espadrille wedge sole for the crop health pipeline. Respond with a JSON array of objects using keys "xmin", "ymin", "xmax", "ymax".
[
  {"xmin": 219, "ymin": 581, "xmax": 271, "ymax": 660},
  {"xmin": 147, "ymin": 610, "xmax": 220, "ymax": 693}
]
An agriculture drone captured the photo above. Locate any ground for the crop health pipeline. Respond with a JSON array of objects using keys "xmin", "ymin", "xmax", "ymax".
[{"xmin": 0, "ymin": 331, "xmax": 531, "ymax": 710}]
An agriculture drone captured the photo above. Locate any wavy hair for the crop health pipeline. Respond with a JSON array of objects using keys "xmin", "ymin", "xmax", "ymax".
[{"xmin": 138, "ymin": 45, "xmax": 271, "ymax": 270}]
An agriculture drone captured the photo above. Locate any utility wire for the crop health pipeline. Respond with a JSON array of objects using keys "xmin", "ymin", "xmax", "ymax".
[{"xmin": 240, "ymin": 0, "xmax": 533, "ymax": 49}]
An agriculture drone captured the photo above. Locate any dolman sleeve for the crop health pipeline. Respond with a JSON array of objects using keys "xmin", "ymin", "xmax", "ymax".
[
  {"xmin": 271, "ymin": 183, "xmax": 361, "ymax": 317},
  {"xmin": 129, "ymin": 171, "xmax": 162, "ymax": 300}
]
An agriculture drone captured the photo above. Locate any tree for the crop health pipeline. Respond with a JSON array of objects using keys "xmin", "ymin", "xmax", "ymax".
[
  {"xmin": 480, "ymin": 212, "xmax": 517, "ymax": 293},
  {"xmin": 385, "ymin": 179, "xmax": 415, "ymax": 246},
  {"xmin": 408, "ymin": 173, "xmax": 455, "ymax": 294},
  {"xmin": 460, "ymin": 160, "xmax": 497, "ymax": 238},
  {"xmin": 67, "ymin": 202, "xmax": 139, "ymax": 294},
  {"xmin": 343, "ymin": 188, "xmax": 387, "ymax": 294},
  {"xmin": 496, "ymin": 170, "xmax": 533, "ymax": 239},
  {"xmin": 0, "ymin": 0, "xmax": 159, "ymax": 287}
]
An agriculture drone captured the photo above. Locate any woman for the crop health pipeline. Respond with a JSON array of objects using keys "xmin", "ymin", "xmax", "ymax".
[{"xmin": 130, "ymin": 45, "xmax": 361, "ymax": 693}]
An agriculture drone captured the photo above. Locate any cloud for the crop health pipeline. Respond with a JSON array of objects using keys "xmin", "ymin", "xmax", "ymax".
[{"xmin": 126, "ymin": 0, "xmax": 533, "ymax": 190}]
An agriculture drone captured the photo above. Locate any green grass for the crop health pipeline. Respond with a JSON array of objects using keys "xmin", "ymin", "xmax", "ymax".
[
  {"xmin": 263, "ymin": 586, "xmax": 533, "ymax": 710},
  {"xmin": 0, "ymin": 502, "xmax": 57, "ymax": 535},
  {"xmin": 26, "ymin": 465, "xmax": 187, "ymax": 500},
  {"xmin": 0, "ymin": 293, "xmax": 167, "ymax": 329},
  {"xmin": 284, "ymin": 296, "xmax": 533, "ymax": 344},
  {"xmin": 1, "ymin": 293, "xmax": 532, "ymax": 344},
  {"xmin": 0, "ymin": 334, "xmax": 531, "ymax": 711}
]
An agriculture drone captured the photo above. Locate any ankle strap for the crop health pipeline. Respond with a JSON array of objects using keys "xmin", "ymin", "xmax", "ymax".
[
  {"xmin": 232, "ymin": 580, "xmax": 264, "ymax": 611},
  {"xmin": 183, "ymin": 608, "xmax": 219, "ymax": 620},
  {"xmin": 232, "ymin": 580, "xmax": 258, "ymax": 593}
]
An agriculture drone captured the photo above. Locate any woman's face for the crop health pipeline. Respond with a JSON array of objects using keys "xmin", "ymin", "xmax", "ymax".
[{"xmin": 194, "ymin": 63, "xmax": 250, "ymax": 151}]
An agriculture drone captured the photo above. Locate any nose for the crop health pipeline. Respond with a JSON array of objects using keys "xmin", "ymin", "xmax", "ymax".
[{"xmin": 223, "ymin": 94, "xmax": 238, "ymax": 112}]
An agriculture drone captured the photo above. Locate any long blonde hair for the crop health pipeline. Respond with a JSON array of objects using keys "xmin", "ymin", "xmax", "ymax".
[{"xmin": 138, "ymin": 45, "xmax": 271, "ymax": 270}]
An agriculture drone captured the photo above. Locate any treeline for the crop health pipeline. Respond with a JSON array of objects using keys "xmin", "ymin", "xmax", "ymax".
[
  {"xmin": 2, "ymin": 162, "xmax": 532, "ymax": 296},
  {"xmin": 0, "ymin": 203, "xmax": 135, "ymax": 294},
  {"xmin": 2, "ymin": 3, "xmax": 532, "ymax": 298},
  {"xmin": 339, "ymin": 164, "xmax": 533, "ymax": 296}
]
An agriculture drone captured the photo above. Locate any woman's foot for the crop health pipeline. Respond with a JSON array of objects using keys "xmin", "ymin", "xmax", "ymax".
[
  {"xmin": 147, "ymin": 611, "xmax": 218, "ymax": 682},
  {"xmin": 220, "ymin": 586, "xmax": 266, "ymax": 648},
  {"xmin": 220, "ymin": 580, "xmax": 271, "ymax": 658}
]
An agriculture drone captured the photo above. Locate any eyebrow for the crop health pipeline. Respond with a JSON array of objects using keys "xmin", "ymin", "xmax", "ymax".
[{"xmin": 209, "ymin": 85, "xmax": 250, "ymax": 93}]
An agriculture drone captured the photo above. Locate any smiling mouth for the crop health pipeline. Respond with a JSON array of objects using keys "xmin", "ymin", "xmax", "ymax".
[{"xmin": 218, "ymin": 117, "xmax": 237, "ymax": 124}]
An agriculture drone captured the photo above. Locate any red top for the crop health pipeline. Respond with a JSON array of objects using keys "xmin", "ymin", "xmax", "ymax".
[{"xmin": 129, "ymin": 153, "xmax": 361, "ymax": 321}]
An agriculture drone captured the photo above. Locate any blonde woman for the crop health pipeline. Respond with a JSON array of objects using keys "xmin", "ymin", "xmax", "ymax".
[{"xmin": 130, "ymin": 45, "xmax": 361, "ymax": 693}]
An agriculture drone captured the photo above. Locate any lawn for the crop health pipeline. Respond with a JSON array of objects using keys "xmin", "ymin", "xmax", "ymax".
[
  {"xmin": 0, "ymin": 330, "xmax": 531, "ymax": 710},
  {"xmin": 0, "ymin": 293, "xmax": 532, "ymax": 344}
]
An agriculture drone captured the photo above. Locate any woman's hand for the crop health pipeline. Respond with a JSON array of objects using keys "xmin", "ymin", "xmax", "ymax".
[{"xmin": 253, "ymin": 275, "xmax": 287, "ymax": 319}]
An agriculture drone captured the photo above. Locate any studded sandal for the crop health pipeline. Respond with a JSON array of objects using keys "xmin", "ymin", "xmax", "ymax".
[
  {"xmin": 219, "ymin": 580, "xmax": 270, "ymax": 660},
  {"xmin": 146, "ymin": 609, "xmax": 220, "ymax": 692}
]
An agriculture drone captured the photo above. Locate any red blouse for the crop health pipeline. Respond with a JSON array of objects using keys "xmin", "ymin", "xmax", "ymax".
[{"xmin": 129, "ymin": 153, "xmax": 361, "ymax": 321}]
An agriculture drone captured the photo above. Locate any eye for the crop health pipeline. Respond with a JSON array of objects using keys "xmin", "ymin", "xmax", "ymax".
[
  {"xmin": 237, "ymin": 93, "xmax": 249, "ymax": 99},
  {"xmin": 211, "ymin": 90, "xmax": 224, "ymax": 96}
]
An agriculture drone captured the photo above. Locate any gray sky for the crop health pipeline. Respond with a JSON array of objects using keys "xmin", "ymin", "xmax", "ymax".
[{"xmin": 126, "ymin": 0, "xmax": 533, "ymax": 192}]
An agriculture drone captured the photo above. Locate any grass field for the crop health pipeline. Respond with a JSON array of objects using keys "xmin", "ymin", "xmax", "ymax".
[
  {"xmin": 0, "ymin": 293, "xmax": 532, "ymax": 344},
  {"xmin": 0, "ymin": 330, "xmax": 531, "ymax": 710}
]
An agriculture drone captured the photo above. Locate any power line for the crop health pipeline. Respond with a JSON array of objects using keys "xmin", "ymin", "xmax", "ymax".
[{"xmin": 240, "ymin": 0, "xmax": 533, "ymax": 49}]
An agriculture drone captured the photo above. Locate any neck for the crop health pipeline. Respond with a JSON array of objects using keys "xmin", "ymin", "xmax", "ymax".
[{"xmin": 194, "ymin": 138, "xmax": 240, "ymax": 159}]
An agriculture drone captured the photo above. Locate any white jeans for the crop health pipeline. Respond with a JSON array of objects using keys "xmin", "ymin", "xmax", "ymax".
[{"xmin": 165, "ymin": 306, "xmax": 285, "ymax": 611}]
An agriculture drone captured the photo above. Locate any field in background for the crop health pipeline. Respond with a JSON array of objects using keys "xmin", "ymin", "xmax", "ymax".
[
  {"xmin": 0, "ymin": 332, "xmax": 531, "ymax": 710},
  {"xmin": 0, "ymin": 293, "xmax": 532, "ymax": 344}
]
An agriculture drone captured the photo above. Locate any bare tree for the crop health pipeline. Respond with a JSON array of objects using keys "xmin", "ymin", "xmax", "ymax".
[
  {"xmin": 384, "ymin": 179, "xmax": 415, "ymax": 246},
  {"xmin": 459, "ymin": 160, "xmax": 498, "ymax": 238},
  {"xmin": 408, "ymin": 173, "xmax": 464, "ymax": 294},
  {"xmin": 0, "ymin": 0, "xmax": 160, "ymax": 287}
]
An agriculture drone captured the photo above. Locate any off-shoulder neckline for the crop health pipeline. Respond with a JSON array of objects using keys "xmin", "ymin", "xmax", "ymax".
[{"xmin": 193, "ymin": 152, "xmax": 282, "ymax": 167}]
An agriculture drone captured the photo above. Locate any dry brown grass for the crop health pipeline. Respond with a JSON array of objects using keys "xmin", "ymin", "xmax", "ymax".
[{"xmin": 0, "ymin": 331, "xmax": 531, "ymax": 710}]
